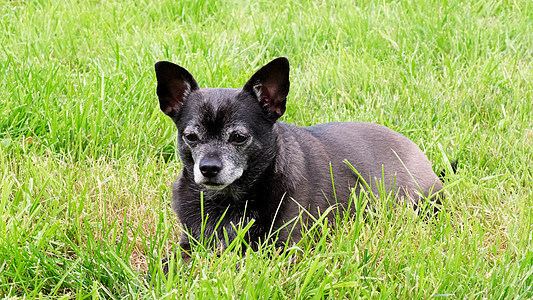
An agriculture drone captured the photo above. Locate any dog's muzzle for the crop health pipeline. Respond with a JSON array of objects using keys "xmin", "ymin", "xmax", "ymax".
[{"xmin": 193, "ymin": 155, "xmax": 244, "ymax": 190}]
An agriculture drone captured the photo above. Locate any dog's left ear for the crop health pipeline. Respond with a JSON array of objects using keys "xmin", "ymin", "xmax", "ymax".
[
  {"xmin": 243, "ymin": 57, "xmax": 290, "ymax": 119},
  {"xmin": 155, "ymin": 61, "xmax": 199, "ymax": 118}
]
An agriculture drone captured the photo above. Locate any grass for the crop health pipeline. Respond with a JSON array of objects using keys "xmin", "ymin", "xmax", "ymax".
[{"xmin": 1, "ymin": 0, "xmax": 532, "ymax": 298}]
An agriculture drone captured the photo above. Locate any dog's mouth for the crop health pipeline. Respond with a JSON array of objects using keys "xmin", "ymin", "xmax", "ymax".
[
  {"xmin": 195, "ymin": 178, "xmax": 230, "ymax": 190},
  {"xmin": 201, "ymin": 182, "xmax": 228, "ymax": 190}
]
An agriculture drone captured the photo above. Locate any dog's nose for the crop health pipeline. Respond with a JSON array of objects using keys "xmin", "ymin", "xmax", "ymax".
[{"xmin": 199, "ymin": 157, "xmax": 222, "ymax": 178}]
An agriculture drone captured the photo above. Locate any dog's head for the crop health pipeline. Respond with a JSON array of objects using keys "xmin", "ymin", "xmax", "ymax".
[{"xmin": 155, "ymin": 57, "xmax": 290, "ymax": 191}]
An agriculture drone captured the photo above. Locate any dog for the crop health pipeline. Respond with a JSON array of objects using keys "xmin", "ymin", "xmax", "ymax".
[{"xmin": 155, "ymin": 57, "xmax": 443, "ymax": 263}]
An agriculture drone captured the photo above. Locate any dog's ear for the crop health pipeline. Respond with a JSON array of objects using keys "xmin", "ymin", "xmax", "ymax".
[
  {"xmin": 155, "ymin": 61, "xmax": 199, "ymax": 117},
  {"xmin": 243, "ymin": 57, "xmax": 290, "ymax": 119}
]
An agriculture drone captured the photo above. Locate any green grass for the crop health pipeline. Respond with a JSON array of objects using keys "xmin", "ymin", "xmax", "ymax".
[{"xmin": 1, "ymin": 0, "xmax": 532, "ymax": 298}]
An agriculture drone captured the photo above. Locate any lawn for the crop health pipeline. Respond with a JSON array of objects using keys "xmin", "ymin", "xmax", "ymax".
[{"xmin": 1, "ymin": 0, "xmax": 532, "ymax": 298}]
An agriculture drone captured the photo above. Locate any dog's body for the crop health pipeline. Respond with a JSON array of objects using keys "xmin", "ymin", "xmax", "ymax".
[{"xmin": 155, "ymin": 57, "xmax": 442, "ymax": 261}]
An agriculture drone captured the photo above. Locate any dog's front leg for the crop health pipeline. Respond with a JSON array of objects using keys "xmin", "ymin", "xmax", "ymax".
[
  {"xmin": 161, "ymin": 233, "xmax": 192, "ymax": 275},
  {"xmin": 179, "ymin": 237, "xmax": 192, "ymax": 264}
]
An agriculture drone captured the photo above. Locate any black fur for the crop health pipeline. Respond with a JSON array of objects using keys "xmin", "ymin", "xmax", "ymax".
[{"xmin": 439, "ymin": 159, "xmax": 459, "ymax": 181}]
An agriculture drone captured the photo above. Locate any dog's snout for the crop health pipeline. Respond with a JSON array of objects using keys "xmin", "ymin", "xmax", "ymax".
[{"xmin": 199, "ymin": 157, "xmax": 222, "ymax": 178}]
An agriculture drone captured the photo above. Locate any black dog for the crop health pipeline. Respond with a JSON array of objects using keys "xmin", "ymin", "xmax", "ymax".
[{"xmin": 155, "ymin": 57, "xmax": 443, "ymax": 263}]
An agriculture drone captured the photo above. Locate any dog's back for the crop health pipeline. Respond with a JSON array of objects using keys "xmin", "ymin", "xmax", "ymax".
[
  {"xmin": 305, "ymin": 122, "xmax": 442, "ymax": 204},
  {"xmin": 271, "ymin": 122, "xmax": 442, "ymax": 242}
]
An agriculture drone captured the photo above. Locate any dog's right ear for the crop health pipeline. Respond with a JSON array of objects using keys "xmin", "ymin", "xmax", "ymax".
[
  {"xmin": 155, "ymin": 61, "xmax": 199, "ymax": 117},
  {"xmin": 242, "ymin": 57, "xmax": 290, "ymax": 120}
]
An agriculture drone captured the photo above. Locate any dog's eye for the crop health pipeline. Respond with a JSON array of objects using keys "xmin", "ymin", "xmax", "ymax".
[
  {"xmin": 184, "ymin": 133, "xmax": 199, "ymax": 143},
  {"xmin": 230, "ymin": 133, "xmax": 248, "ymax": 145}
]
